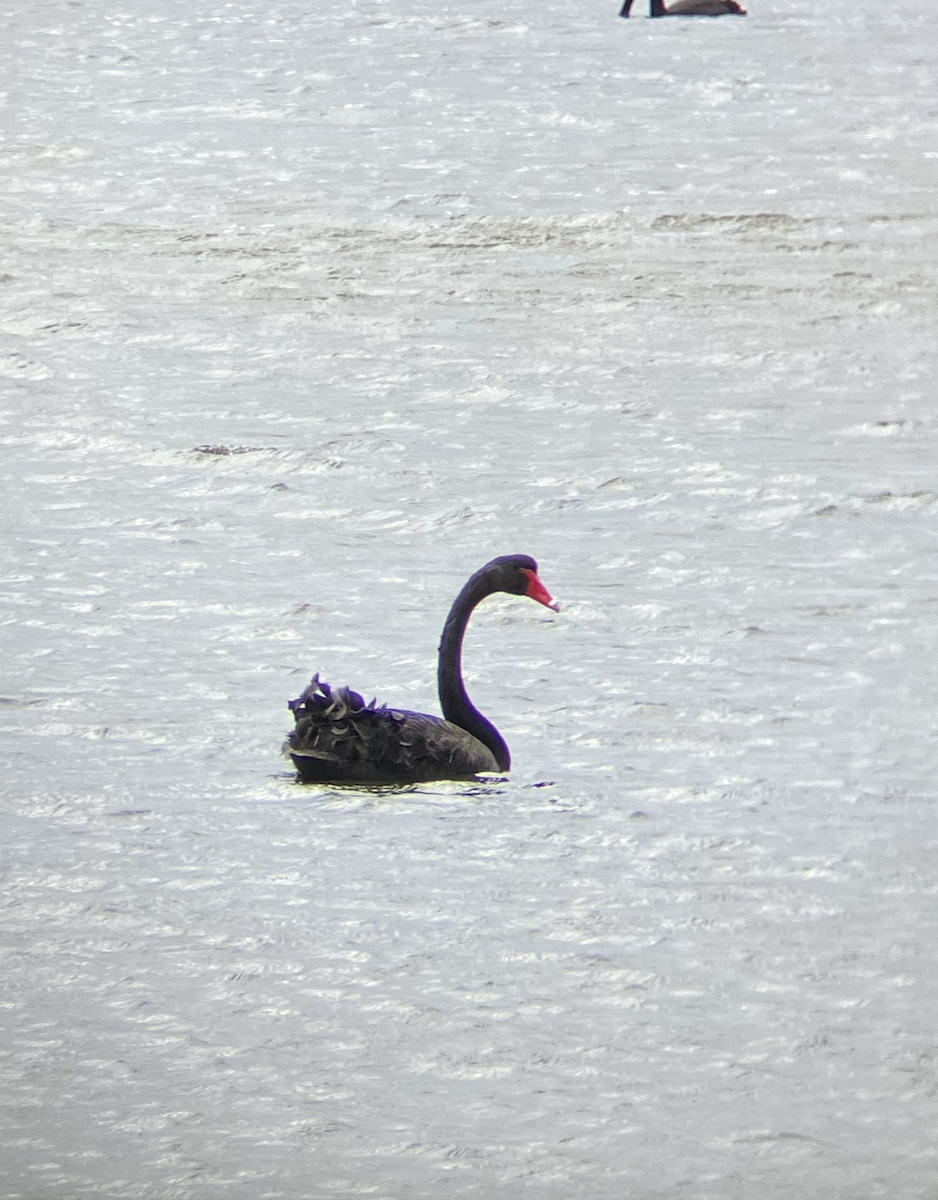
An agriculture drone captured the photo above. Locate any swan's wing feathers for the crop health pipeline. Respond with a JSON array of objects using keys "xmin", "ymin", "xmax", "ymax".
[
  {"xmin": 286, "ymin": 676, "xmax": 498, "ymax": 783},
  {"xmin": 399, "ymin": 715, "xmax": 501, "ymax": 775},
  {"xmin": 287, "ymin": 675, "xmax": 365, "ymax": 717},
  {"xmin": 288, "ymin": 672, "xmax": 325, "ymax": 711},
  {"xmin": 333, "ymin": 685, "xmax": 367, "ymax": 713}
]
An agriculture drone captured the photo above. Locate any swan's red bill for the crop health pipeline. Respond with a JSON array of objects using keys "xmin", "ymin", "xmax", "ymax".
[{"xmin": 521, "ymin": 568, "xmax": 560, "ymax": 612}]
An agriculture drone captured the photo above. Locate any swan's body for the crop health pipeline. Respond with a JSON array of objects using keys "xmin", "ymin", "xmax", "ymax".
[
  {"xmin": 286, "ymin": 677, "xmax": 502, "ymax": 782},
  {"xmin": 285, "ymin": 555, "xmax": 558, "ymax": 784},
  {"xmin": 620, "ymin": 0, "xmax": 746, "ymax": 16}
]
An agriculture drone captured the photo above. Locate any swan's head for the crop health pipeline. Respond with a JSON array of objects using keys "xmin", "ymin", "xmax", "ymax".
[{"xmin": 483, "ymin": 554, "xmax": 560, "ymax": 612}]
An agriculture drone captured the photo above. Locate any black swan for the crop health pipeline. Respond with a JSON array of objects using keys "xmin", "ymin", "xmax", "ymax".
[
  {"xmin": 620, "ymin": 0, "xmax": 747, "ymax": 16},
  {"xmin": 286, "ymin": 554, "xmax": 558, "ymax": 784}
]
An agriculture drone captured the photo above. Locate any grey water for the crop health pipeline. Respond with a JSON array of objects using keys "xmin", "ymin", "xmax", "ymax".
[{"xmin": 2, "ymin": 0, "xmax": 938, "ymax": 1195}]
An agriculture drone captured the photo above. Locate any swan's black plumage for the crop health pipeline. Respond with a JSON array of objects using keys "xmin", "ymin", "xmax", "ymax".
[{"xmin": 286, "ymin": 555, "xmax": 558, "ymax": 784}]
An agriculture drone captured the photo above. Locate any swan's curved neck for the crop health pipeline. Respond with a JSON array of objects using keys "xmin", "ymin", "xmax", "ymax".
[{"xmin": 437, "ymin": 572, "xmax": 510, "ymax": 771}]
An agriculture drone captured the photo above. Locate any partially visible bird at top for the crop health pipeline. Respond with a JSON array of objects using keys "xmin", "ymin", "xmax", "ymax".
[{"xmin": 620, "ymin": 0, "xmax": 747, "ymax": 17}]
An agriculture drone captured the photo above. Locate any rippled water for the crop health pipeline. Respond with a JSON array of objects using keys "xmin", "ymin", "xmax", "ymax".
[{"xmin": 2, "ymin": 0, "xmax": 938, "ymax": 1195}]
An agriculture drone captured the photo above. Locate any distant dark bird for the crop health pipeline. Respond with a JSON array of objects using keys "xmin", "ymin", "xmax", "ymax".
[
  {"xmin": 285, "ymin": 554, "xmax": 559, "ymax": 785},
  {"xmin": 620, "ymin": 0, "xmax": 747, "ymax": 16}
]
